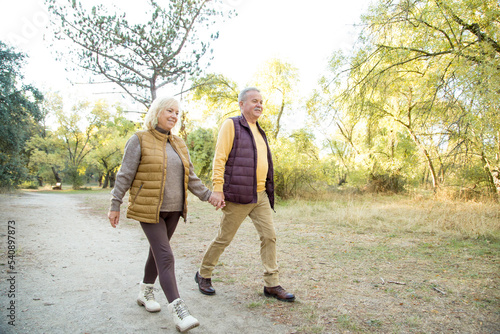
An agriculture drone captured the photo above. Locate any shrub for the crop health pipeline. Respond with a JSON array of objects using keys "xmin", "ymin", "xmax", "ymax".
[{"xmin": 364, "ymin": 172, "xmax": 406, "ymax": 193}]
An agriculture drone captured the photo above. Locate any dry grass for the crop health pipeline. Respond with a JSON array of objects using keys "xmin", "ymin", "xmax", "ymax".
[{"xmin": 81, "ymin": 189, "xmax": 500, "ymax": 333}]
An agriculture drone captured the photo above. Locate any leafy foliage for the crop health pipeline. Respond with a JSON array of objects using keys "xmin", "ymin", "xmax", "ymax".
[
  {"xmin": 185, "ymin": 127, "xmax": 216, "ymax": 184},
  {"xmin": 88, "ymin": 105, "xmax": 136, "ymax": 188},
  {"xmin": 311, "ymin": 0, "xmax": 500, "ymax": 194},
  {"xmin": 189, "ymin": 73, "xmax": 240, "ymax": 124},
  {"xmin": 0, "ymin": 41, "xmax": 43, "ymax": 188},
  {"xmin": 250, "ymin": 59, "xmax": 299, "ymax": 139},
  {"xmin": 26, "ymin": 132, "xmax": 65, "ymax": 185},
  {"xmin": 273, "ymin": 129, "xmax": 324, "ymax": 198}
]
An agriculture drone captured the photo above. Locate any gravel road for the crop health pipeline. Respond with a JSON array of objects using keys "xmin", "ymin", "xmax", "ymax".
[{"xmin": 0, "ymin": 192, "xmax": 292, "ymax": 334}]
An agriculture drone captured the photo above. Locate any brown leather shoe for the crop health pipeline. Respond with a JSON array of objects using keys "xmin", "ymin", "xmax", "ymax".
[
  {"xmin": 195, "ymin": 271, "xmax": 215, "ymax": 295},
  {"xmin": 264, "ymin": 285, "xmax": 295, "ymax": 302}
]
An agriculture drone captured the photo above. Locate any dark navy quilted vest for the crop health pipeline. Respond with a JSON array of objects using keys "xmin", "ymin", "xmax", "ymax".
[{"xmin": 223, "ymin": 115, "xmax": 274, "ymax": 209}]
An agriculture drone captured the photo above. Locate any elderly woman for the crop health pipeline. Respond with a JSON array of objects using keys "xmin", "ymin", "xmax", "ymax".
[{"xmin": 108, "ymin": 96, "xmax": 213, "ymax": 333}]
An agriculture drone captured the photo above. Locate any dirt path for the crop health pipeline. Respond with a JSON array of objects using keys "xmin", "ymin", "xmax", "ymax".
[{"xmin": 0, "ymin": 192, "xmax": 292, "ymax": 334}]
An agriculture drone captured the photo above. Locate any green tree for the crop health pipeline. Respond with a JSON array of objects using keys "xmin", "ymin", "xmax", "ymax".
[
  {"xmin": 0, "ymin": 41, "xmax": 43, "ymax": 188},
  {"xmin": 26, "ymin": 133, "xmax": 65, "ymax": 186},
  {"xmin": 273, "ymin": 129, "xmax": 322, "ymax": 198},
  {"xmin": 185, "ymin": 127, "xmax": 216, "ymax": 184},
  {"xmin": 88, "ymin": 107, "xmax": 136, "ymax": 188},
  {"xmin": 190, "ymin": 73, "xmax": 240, "ymax": 124},
  {"xmin": 314, "ymin": 0, "xmax": 499, "ymax": 193},
  {"xmin": 191, "ymin": 59, "xmax": 299, "ymax": 140},
  {"xmin": 26, "ymin": 91, "xmax": 66, "ymax": 186},
  {"xmin": 251, "ymin": 58, "xmax": 299, "ymax": 140},
  {"xmin": 45, "ymin": 0, "xmax": 231, "ymax": 107},
  {"xmin": 55, "ymin": 99, "xmax": 111, "ymax": 189}
]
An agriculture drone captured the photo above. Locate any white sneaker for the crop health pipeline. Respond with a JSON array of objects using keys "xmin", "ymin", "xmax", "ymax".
[
  {"xmin": 137, "ymin": 282, "xmax": 161, "ymax": 312},
  {"xmin": 167, "ymin": 298, "xmax": 200, "ymax": 332}
]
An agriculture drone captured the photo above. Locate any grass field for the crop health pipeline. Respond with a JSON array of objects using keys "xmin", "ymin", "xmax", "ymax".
[{"xmin": 72, "ymin": 188, "xmax": 499, "ymax": 333}]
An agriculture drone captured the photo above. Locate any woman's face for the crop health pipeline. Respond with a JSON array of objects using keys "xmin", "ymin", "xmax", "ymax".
[{"xmin": 157, "ymin": 105, "xmax": 179, "ymax": 131}]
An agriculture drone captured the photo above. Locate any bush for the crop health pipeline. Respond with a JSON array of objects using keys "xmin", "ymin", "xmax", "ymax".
[
  {"xmin": 65, "ymin": 166, "xmax": 84, "ymax": 190},
  {"xmin": 364, "ymin": 173, "xmax": 406, "ymax": 193},
  {"xmin": 18, "ymin": 180, "xmax": 39, "ymax": 189}
]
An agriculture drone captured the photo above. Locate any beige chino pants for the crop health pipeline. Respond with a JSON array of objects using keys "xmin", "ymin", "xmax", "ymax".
[{"xmin": 200, "ymin": 191, "xmax": 280, "ymax": 287}]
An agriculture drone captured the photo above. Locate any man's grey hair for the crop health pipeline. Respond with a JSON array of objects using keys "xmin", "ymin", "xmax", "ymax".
[{"xmin": 238, "ymin": 87, "xmax": 261, "ymax": 103}]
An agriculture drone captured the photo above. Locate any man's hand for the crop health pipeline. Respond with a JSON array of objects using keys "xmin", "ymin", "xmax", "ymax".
[{"xmin": 209, "ymin": 191, "xmax": 225, "ymax": 210}]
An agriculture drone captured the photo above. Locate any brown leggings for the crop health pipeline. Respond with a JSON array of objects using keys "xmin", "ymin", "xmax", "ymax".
[{"xmin": 140, "ymin": 211, "xmax": 181, "ymax": 303}]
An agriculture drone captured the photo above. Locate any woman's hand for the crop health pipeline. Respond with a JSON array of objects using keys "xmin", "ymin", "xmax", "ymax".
[
  {"xmin": 108, "ymin": 210, "xmax": 120, "ymax": 228},
  {"xmin": 209, "ymin": 191, "xmax": 225, "ymax": 210}
]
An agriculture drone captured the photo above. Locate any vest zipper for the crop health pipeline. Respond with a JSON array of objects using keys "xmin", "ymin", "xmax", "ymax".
[
  {"xmin": 157, "ymin": 137, "xmax": 167, "ymax": 222},
  {"xmin": 133, "ymin": 183, "xmax": 144, "ymax": 205},
  {"xmin": 169, "ymin": 138, "xmax": 188, "ymax": 222}
]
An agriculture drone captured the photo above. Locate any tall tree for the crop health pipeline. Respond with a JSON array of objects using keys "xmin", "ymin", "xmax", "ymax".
[
  {"xmin": 315, "ymin": 0, "xmax": 499, "ymax": 192},
  {"xmin": 55, "ymin": 99, "xmax": 111, "ymax": 189},
  {"xmin": 185, "ymin": 127, "xmax": 217, "ymax": 184},
  {"xmin": 251, "ymin": 58, "xmax": 299, "ymax": 140},
  {"xmin": 26, "ymin": 133, "xmax": 65, "ymax": 186},
  {"xmin": 191, "ymin": 59, "xmax": 299, "ymax": 140},
  {"xmin": 45, "ymin": 0, "xmax": 231, "ymax": 107},
  {"xmin": 0, "ymin": 41, "xmax": 43, "ymax": 188},
  {"xmin": 27, "ymin": 91, "xmax": 65, "ymax": 185},
  {"xmin": 88, "ymin": 106, "xmax": 136, "ymax": 188},
  {"xmin": 190, "ymin": 73, "xmax": 240, "ymax": 123},
  {"xmin": 273, "ymin": 129, "xmax": 322, "ymax": 198}
]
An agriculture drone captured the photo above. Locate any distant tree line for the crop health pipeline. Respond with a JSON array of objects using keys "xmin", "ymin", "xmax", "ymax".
[{"xmin": 1, "ymin": 0, "xmax": 498, "ymax": 200}]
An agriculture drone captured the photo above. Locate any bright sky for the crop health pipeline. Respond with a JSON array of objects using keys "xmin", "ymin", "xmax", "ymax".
[
  {"xmin": 0, "ymin": 0, "xmax": 372, "ymax": 112},
  {"xmin": 209, "ymin": 0, "xmax": 372, "ymax": 93}
]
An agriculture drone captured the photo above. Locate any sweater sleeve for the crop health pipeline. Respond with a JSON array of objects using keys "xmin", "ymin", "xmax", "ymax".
[
  {"xmin": 211, "ymin": 119, "xmax": 235, "ymax": 192},
  {"xmin": 187, "ymin": 153, "xmax": 212, "ymax": 202},
  {"xmin": 109, "ymin": 134, "xmax": 141, "ymax": 212}
]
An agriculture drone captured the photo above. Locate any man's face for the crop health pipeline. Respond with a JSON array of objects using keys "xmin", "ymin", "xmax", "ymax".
[{"xmin": 240, "ymin": 90, "xmax": 263, "ymax": 123}]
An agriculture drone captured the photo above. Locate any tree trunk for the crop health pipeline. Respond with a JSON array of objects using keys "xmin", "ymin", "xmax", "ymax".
[
  {"xmin": 481, "ymin": 153, "xmax": 499, "ymax": 195},
  {"xmin": 273, "ymin": 98, "xmax": 285, "ymax": 140},
  {"xmin": 109, "ymin": 170, "xmax": 116, "ymax": 188},
  {"xmin": 51, "ymin": 166, "xmax": 62, "ymax": 183},
  {"xmin": 102, "ymin": 171, "xmax": 109, "ymax": 189},
  {"xmin": 402, "ymin": 124, "xmax": 439, "ymax": 190}
]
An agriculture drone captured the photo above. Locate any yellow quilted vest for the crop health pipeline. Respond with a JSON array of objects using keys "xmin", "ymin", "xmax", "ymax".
[{"xmin": 126, "ymin": 129, "xmax": 191, "ymax": 223}]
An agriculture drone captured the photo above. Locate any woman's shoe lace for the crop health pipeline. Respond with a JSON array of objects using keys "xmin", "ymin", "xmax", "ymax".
[
  {"xmin": 144, "ymin": 286, "xmax": 155, "ymax": 301},
  {"xmin": 174, "ymin": 300, "xmax": 190, "ymax": 320}
]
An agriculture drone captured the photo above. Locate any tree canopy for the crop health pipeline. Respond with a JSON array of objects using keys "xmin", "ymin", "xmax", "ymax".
[
  {"xmin": 0, "ymin": 41, "xmax": 43, "ymax": 188},
  {"xmin": 310, "ymin": 0, "xmax": 500, "ymax": 194},
  {"xmin": 45, "ymin": 0, "xmax": 231, "ymax": 107}
]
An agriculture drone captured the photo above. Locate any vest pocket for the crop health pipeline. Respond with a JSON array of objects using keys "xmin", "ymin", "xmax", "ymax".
[{"xmin": 132, "ymin": 183, "xmax": 144, "ymax": 206}]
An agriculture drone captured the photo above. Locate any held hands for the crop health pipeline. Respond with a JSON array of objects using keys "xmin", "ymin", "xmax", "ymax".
[
  {"xmin": 208, "ymin": 191, "xmax": 225, "ymax": 210},
  {"xmin": 109, "ymin": 192, "xmax": 223, "ymax": 227},
  {"xmin": 108, "ymin": 210, "xmax": 120, "ymax": 228}
]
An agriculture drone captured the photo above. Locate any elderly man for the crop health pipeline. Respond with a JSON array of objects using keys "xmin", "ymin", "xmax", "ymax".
[{"xmin": 196, "ymin": 87, "xmax": 295, "ymax": 302}]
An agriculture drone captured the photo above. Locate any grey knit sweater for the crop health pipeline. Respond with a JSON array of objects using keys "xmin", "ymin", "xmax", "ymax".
[{"xmin": 110, "ymin": 128, "xmax": 211, "ymax": 213}]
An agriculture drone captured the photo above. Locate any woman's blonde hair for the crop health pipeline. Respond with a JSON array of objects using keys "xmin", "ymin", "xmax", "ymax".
[{"xmin": 143, "ymin": 96, "xmax": 180, "ymax": 130}]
